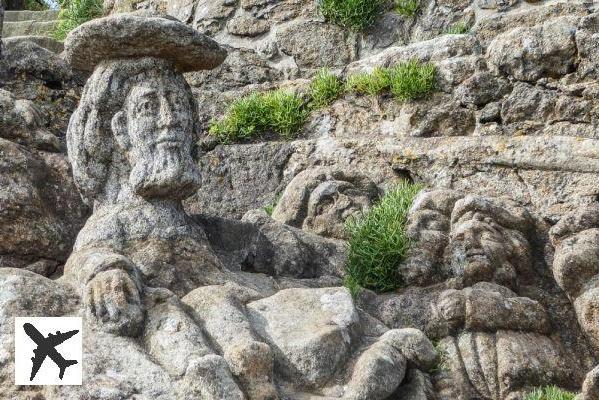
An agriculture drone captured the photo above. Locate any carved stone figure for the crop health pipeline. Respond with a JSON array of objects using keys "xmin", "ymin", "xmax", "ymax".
[
  {"xmin": 0, "ymin": 12, "xmax": 440, "ymax": 400},
  {"xmin": 405, "ymin": 190, "xmax": 585, "ymax": 399},
  {"xmin": 406, "ymin": 190, "xmax": 535, "ymax": 289},
  {"xmin": 272, "ymin": 167, "xmax": 380, "ymax": 240},
  {"xmin": 550, "ymin": 204, "xmax": 599, "ymax": 352}
]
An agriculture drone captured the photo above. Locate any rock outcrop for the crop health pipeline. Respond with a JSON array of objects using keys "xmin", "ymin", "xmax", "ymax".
[{"xmin": 2, "ymin": 1, "xmax": 599, "ymax": 399}]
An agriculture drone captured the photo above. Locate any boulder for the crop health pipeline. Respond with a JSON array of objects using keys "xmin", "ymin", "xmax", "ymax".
[{"xmin": 247, "ymin": 287, "xmax": 359, "ymax": 387}]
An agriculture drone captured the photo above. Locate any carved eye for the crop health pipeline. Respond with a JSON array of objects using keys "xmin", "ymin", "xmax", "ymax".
[{"xmin": 135, "ymin": 98, "xmax": 158, "ymax": 115}]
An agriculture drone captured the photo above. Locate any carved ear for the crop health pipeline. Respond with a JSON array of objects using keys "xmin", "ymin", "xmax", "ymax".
[{"xmin": 111, "ymin": 111, "xmax": 130, "ymax": 150}]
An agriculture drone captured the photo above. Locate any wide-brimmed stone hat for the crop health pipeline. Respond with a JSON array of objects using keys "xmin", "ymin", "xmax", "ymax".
[{"xmin": 63, "ymin": 11, "xmax": 227, "ymax": 72}]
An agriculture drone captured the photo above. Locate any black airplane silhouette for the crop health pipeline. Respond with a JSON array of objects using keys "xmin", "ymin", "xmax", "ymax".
[{"xmin": 23, "ymin": 323, "xmax": 79, "ymax": 381}]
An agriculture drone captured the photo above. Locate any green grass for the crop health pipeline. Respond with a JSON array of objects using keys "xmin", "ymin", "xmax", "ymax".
[
  {"xmin": 53, "ymin": 0, "xmax": 103, "ymax": 41},
  {"xmin": 388, "ymin": 60, "xmax": 436, "ymax": 101},
  {"xmin": 209, "ymin": 90, "xmax": 307, "ymax": 143},
  {"xmin": 446, "ymin": 22, "xmax": 471, "ymax": 35},
  {"xmin": 211, "ymin": 61, "xmax": 435, "ymax": 143},
  {"xmin": 395, "ymin": 0, "xmax": 419, "ymax": 17},
  {"xmin": 524, "ymin": 386, "xmax": 575, "ymax": 400},
  {"xmin": 319, "ymin": 0, "xmax": 386, "ymax": 31},
  {"xmin": 344, "ymin": 182, "xmax": 422, "ymax": 293},
  {"xmin": 309, "ymin": 69, "xmax": 344, "ymax": 109},
  {"xmin": 346, "ymin": 67, "xmax": 391, "ymax": 96},
  {"xmin": 346, "ymin": 60, "xmax": 435, "ymax": 101}
]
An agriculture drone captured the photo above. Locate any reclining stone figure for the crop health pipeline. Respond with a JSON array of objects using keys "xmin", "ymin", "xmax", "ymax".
[{"xmin": 0, "ymin": 12, "xmax": 438, "ymax": 400}]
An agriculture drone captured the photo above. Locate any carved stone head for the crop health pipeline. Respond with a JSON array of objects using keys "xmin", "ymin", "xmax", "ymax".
[
  {"xmin": 406, "ymin": 190, "xmax": 533, "ymax": 288},
  {"xmin": 68, "ymin": 58, "xmax": 200, "ymax": 206},
  {"xmin": 63, "ymin": 12, "xmax": 226, "ymax": 208},
  {"xmin": 272, "ymin": 167, "xmax": 380, "ymax": 240},
  {"xmin": 446, "ymin": 195, "xmax": 533, "ymax": 289}
]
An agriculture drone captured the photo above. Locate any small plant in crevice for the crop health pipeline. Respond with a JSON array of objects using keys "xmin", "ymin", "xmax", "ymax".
[
  {"xmin": 344, "ymin": 182, "xmax": 422, "ymax": 293},
  {"xmin": 346, "ymin": 60, "xmax": 436, "ymax": 101},
  {"xmin": 523, "ymin": 386, "xmax": 576, "ymax": 400},
  {"xmin": 53, "ymin": 0, "xmax": 103, "ymax": 41},
  {"xmin": 446, "ymin": 21, "xmax": 471, "ymax": 35},
  {"xmin": 309, "ymin": 68, "xmax": 344, "ymax": 109},
  {"xmin": 318, "ymin": 0, "xmax": 386, "ymax": 31},
  {"xmin": 209, "ymin": 90, "xmax": 307, "ymax": 143},
  {"xmin": 263, "ymin": 192, "xmax": 283, "ymax": 216},
  {"xmin": 346, "ymin": 67, "xmax": 390, "ymax": 96},
  {"xmin": 429, "ymin": 341, "xmax": 450, "ymax": 375},
  {"xmin": 395, "ymin": 0, "xmax": 420, "ymax": 18},
  {"xmin": 388, "ymin": 59, "xmax": 436, "ymax": 101}
]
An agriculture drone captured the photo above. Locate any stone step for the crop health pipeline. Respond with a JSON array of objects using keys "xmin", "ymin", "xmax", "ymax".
[
  {"xmin": 3, "ymin": 10, "xmax": 60, "ymax": 22},
  {"xmin": 2, "ymin": 20, "xmax": 58, "ymax": 38}
]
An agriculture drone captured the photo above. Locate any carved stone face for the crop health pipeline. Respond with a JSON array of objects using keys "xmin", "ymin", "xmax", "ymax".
[
  {"xmin": 112, "ymin": 74, "xmax": 200, "ymax": 200},
  {"xmin": 447, "ymin": 200, "xmax": 531, "ymax": 288},
  {"xmin": 304, "ymin": 179, "xmax": 376, "ymax": 239},
  {"xmin": 405, "ymin": 192, "xmax": 532, "ymax": 288},
  {"xmin": 272, "ymin": 168, "xmax": 379, "ymax": 240}
]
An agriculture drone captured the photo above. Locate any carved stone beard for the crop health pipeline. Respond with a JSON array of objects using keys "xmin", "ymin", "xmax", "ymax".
[{"xmin": 129, "ymin": 140, "xmax": 200, "ymax": 200}]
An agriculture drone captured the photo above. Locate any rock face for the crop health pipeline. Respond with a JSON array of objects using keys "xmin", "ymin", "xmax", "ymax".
[{"xmin": 4, "ymin": 1, "xmax": 599, "ymax": 400}]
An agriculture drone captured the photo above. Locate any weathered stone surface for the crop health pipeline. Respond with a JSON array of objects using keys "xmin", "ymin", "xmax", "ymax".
[
  {"xmin": 247, "ymin": 287, "xmax": 359, "ymax": 387},
  {"xmin": 63, "ymin": 12, "xmax": 227, "ymax": 72},
  {"xmin": 276, "ymin": 21, "xmax": 356, "ymax": 69},
  {"xmin": 472, "ymin": 1, "xmax": 589, "ymax": 45},
  {"xmin": 0, "ymin": 139, "xmax": 89, "ymax": 273},
  {"xmin": 0, "ymin": 89, "xmax": 61, "ymax": 151},
  {"xmin": 487, "ymin": 16, "xmax": 578, "ymax": 82},
  {"xmin": 227, "ymin": 15, "xmax": 270, "ymax": 37}
]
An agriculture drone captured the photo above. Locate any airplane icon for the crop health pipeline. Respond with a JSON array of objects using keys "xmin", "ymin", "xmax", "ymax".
[{"xmin": 23, "ymin": 323, "xmax": 79, "ymax": 381}]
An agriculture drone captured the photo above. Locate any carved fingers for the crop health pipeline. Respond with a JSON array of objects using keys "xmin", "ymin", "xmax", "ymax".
[{"xmin": 85, "ymin": 269, "xmax": 145, "ymax": 337}]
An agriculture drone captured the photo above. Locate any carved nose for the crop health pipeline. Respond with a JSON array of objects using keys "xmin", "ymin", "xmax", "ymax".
[{"xmin": 158, "ymin": 99, "xmax": 176, "ymax": 128}]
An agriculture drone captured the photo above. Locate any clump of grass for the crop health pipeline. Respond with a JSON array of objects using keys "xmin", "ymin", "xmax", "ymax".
[
  {"xmin": 53, "ymin": 0, "xmax": 103, "ymax": 41},
  {"xmin": 524, "ymin": 386, "xmax": 575, "ymax": 400},
  {"xmin": 395, "ymin": 0, "xmax": 419, "ymax": 17},
  {"xmin": 309, "ymin": 69, "xmax": 343, "ymax": 109},
  {"xmin": 344, "ymin": 182, "xmax": 422, "ymax": 293},
  {"xmin": 209, "ymin": 90, "xmax": 307, "ymax": 143},
  {"xmin": 319, "ymin": 0, "xmax": 386, "ymax": 31},
  {"xmin": 388, "ymin": 60, "xmax": 436, "ymax": 101},
  {"xmin": 446, "ymin": 21, "xmax": 471, "ymax": 35},
  {"xmin": 346, "ymin": 67, "xmax": 391, "ymax": 95},
  {"xmin": 346, "ymin": 60, "xmax": 435, "ymax": 101}
]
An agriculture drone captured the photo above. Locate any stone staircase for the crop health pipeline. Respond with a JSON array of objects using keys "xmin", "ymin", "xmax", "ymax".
[{"xmin": 2, "ymin": 10, "xmax": 59, "ymax": 38}]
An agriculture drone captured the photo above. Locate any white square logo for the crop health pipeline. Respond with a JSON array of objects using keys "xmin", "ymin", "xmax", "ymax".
[{"xmin": 14, "ymin": 317, "xmax": 82, "ymax": 385}]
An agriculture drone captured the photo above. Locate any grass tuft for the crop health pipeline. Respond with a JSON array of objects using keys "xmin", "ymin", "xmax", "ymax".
[
  {"xmin": 346, "ymin": 60, "xmax": 435, "ymax": 101},
  {"xmin": 346, "ymin": 67, "xmax": 391, "ymax": 96},
  {"xmin": 446, "ymin": 21, "xmax": 471, "ymax": 35},
  {"xmin": 209, "ymin": 90, "xmax": 307, "ymax": 143},
  {"xmin": 309, "ymin": 69, "xmax": 344, "ymax": 109},
  {"xmin": 53, "ymin": 0, "xmax": 103, "ymax": 41},
  {"xmin": 319, "ymin": 0, "xmax": 386, "ymax": 31},
  {"xmin": 344, "ymin": 182, "xmax": 422, "ymax": 293},
  {"xmin": 388, "ymin": 59, "xmax": 436, "ymax": 101},
  {"xmin": 524, "ymin": 386, "xmax": 576, "ymax": 400},
  {"xmin": 395, "ymin": 0, "xmax": 419, "ymax": 17}
]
